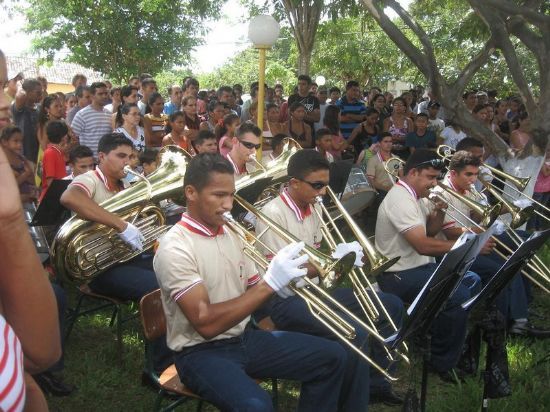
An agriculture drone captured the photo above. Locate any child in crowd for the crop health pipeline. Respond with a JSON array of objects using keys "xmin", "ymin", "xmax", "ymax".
[
  {"xmin": 405, "ymin": 113, "xmax": 436, "ymax": 154},
  {"xmin": 217, "ymin": 113, "xmax": 240, "ymax": 157},
  {"xmin": 0, "ymin": 125, "xmax": 38, "ymax": 204},
  {"xmin": 143, "ymin": 92, "xmax": 167, "ymax": 147},
  {"xmin": 139, "ymin": 150, "xmax": 159, "ymax": 177},
  {"xmin": 440, "ymin": 121, "xmax": 467, "ymax": 149},
  {"xmin": 315, "ymin": 128, "xmax": 335, "ymax": 163},
  {"xmin": 262, "ymin": 133, "xmax": 288, "ymax": 167},
  {"xmin": 122, "ymin": 147, "xmax": 141, "ymax": 185},
  {"xmin": 162, "ymin": 111, "xmax": 195, "ymax": 155},
  {"xmin": 67, "ymin": 145, "xmax": 94, "ymax": 179},
  {"xmin": 427, "ymin": 101, "xmax": 445, "ymax": 137},
  {"xmin": 194, "ymin": 130, "xmax": 218, "ymax": 154},
  {"xmin": 40, "ymin": 120, "xmax": 70, "ymax": 202}
]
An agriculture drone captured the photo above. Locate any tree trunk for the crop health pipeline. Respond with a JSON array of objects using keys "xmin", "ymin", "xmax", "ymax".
[{"xmin": 297, "ymin": 49, "xmax": 312, "ymax": 76}]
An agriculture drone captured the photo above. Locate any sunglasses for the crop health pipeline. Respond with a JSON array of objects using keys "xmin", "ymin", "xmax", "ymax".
[
  {"xmin": 240, "ymin": 140, "xmax": 262, "ymax": 150},
  {"xmin": 295, "ymin": 178, "xmax": 328, "ymax": 190},
  {"xmin": 414, "ymin": 159, "xmax": 445, "ymax": 169}
]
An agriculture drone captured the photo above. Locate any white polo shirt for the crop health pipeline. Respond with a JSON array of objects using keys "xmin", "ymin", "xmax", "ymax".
[
  {"xmin": 435, "ymin": 174, "xmax": 480, "ymax": 230},
  {"xmin": 255, "ymin": 189, "xmax": 323, "ymax": 258},
  {"xmin": 154, "ymin": 214, "xmax": 260, "ymax": 351},
  {"xmin": 69, "ymin": 168, "xmax": 126, "ymax": 204},
  {"xmin": 375, "ymin": 180, "xmax": 435, "ymax": 272},
  {"xmin": 366, "ymin": 151, "xmax": 394, "ymax": 191}
]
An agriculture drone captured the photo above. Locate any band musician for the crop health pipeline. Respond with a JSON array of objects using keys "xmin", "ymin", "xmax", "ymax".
[
  {"xmin": 375, "ymin": 149, "xmax": 481, "ymax": 381},
  {"xmin": 255, "ymin": 149, "xmax": 405, "ymax": 406},
  {"xmin": 224, "ymin": 121, "xmax": 261, "ymax": 177},
  {"xmin": 438, "ymin": 150, "xmax": 549, "ymax": 338},
  {"xmin": 154, "ymin": 153, "xmax": 355, "ymax": 411}
]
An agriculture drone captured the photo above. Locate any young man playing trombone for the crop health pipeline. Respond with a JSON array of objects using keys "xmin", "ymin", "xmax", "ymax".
[
  {"xmin": 154, "ymin": 153, "xmax": 357, "ymax": 412},
  {"xmin": 375, "ymin": 149, "xmax": 481, "ymax": 381},
  {"xmin": 255, "ymin": 149, "xmax": 405, "ymax": 406},
  {"xmin": 439, "ymin": 150, "xmax": 549, "ymax": 338}
]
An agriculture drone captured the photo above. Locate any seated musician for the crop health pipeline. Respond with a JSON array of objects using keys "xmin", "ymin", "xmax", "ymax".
[
  {"xmin": 60, "ymin": 132, "xmax": 158, "ymax": 301},
  {"xmin": 255, "ymin": 149, "xmax": 405, "ymax": 406},
  {"xmin": 223, "ymin": 121, "xmax": 261, "ymax": 176},
  {"xmin": 375, "ymin": 149, "xmax": 480, "ymax": 381},
  {"xmin": 442, "ymin": 149, "xmax": 549, "ymax": 338},
  {"xmin": 154, "ymin": 153, "xmax": 352, "ymax": 411}
]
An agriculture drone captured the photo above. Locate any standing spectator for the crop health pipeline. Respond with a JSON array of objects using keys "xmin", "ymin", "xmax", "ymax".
[
  {"xmin": 264, "ymin": 103, "xmax": 287, "ymax": 142},
  {"xmin": 128, "ymin": 75, "xmax": 140, "ymax": 89},
  {"xmin": 273, "ymin": 84, "xmax": 285, "ymax": 106},
  {"xmin": 493, "ymin": 99, "xmax": 510, "ymax": 142},
  {"xmin": 383, "ymin": 97, "xmax": 413, "ymax": 160},
  {"xmin": 39, "ymin": 120, "xmax": 70, "ymax": 202},
  {"xmin": 440, "ymin": 122, "xmax": 467, "ymax": 149},
  {"xmin": 5, "ymin": 71, "xmax": 23, "ymax": 104},
  {"xmin": 463, "ymin": 91, "xmax": 477, "ymax": 113},
  {"xmin": 336, "ymin": 80, "xmax": 367, "ymax": 144},
  {"xmin": 138, "ymin": 78, "xmax": 158, "ymax": 115},
  {"xmin": 200, "ymin": 100, "xmax": 225, "ymax": 133},
  {"xmin": 233, "ymin": 84, "xmax": 244, "ymax": 105},
  {"xmin": 287, "ymin": 75, "xmax": 320, "ymax": 133},
  {"xmin": 112, "ymin": 85, "xmax": 138, "ymax": 128},
  {"xmin": 181, "ymin": 95, "xmax": 200, "ymax": 141},
  {"xmin": 114, "ymin": 103, "xmax": 146, "ymax": 151},
  {"xmin": 405, "ymin": 113, "xmax": 437, "ymax": 154},
  {"xmin": 426, "ymin": 101, "xmax": 445, "ymax": 136},
  {"xmin": 328, "ymin": 87, "xmax": 341, "ymax": 105},
  {"xmin": 65, "ymin": 94, "xmax": 77, "ymax": 116},
  {"xmin": 162, "ymin": 111, "xmax": 194, "ymax": 155},
  {"xmin": 314, "ymin": 87, "xmax": 328, "ymax": 132},
  {"xmin": 37, "ymin": 95, "xmax": 65, "ymax": 150},
  {"xmin": 287, "ymin": 102, "xmax": 313, "ymax": 149},
  {"xmin": 345, "ymin": 107, "xmax": 380, "ymax": 157},
  {"xmin": 163, "ymin": 85, "xmax": 182, "ymax": 115},
  {"xmin": 104, "ymin": 87, "xmax": 122, "ymax": 114},
  {"xmin": 71, "ymin": 82, "xmax": 112, "ymax": 157},
  {"xmin": 11, "ymin": 78, "xmax": 43, "ymax": 162},
  {"xmin": 137, "ymin": 73, "xmax": 153, "ymax": 98},
  {"xmin": 0, "ymin": 125, "xmax": 37, "ymax": 204},
  {"xmin": 67, "ymin": 85, "xmax": 91, "ymax": 125},
  {"xmin": 71, "ymin": 74, "xmax": 87, "ymax": 90},
  {"xmin": 510, "ymin": 112, "xmax": 531, "ymax": 151},
  {"xmin": 183, "ymin": 77, "xmax": 203, "ymax": 114},
  {"xmin": 370, "ymin": 93, "xmax": 389, "ymax": 126},
  {"xmin": 143, "ymin": 92, "xmax": 167, "ymax": 148},
  {"xmin": 241, "ymin": 82, "xmax": 261, "ymax": 123},
  {"xmin": 217, "ymin": 86, "xmax": 239, "ymax": 116},
  {"xmin": 37, "ymin": 76, "xmax": 48, "ymax": 95}
]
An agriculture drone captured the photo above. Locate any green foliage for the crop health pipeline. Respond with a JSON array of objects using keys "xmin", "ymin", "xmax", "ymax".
[
  {"xmin": 197, "ymin": 46, "xmax": 297, "ymax": 94},
  {"xmin": 24, "ymin": 0, "xmax": 225, "ymax": 83}
]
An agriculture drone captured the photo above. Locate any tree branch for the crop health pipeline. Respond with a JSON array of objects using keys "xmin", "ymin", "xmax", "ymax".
[
  {"xmin": 360, "ymin": 0, "xmax": 430, "ymax": 75},
  {"xmin": 453, "ymin": 37, "xmax": 496, "ymax": 93},
  {"xmin": 483, "ymin": 0, "xmax": 550, "ymax": 27},
  {"xmin": 506, "ymin": 17, "xmax": 543, "ymax": 55}
]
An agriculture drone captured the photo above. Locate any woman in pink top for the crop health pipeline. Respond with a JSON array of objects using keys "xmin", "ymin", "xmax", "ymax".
[
  {"xmin": 510, "ymin": 112, "xmax": 531, "ymax": 151},
  {"xmin": 216, "ymin": 113, "xmax": 240, "ymax": 157}
]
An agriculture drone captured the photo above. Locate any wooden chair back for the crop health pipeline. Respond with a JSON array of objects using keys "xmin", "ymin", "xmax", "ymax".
[{"xmin": 139, "ymin": 289, "xmax": 166, "ymax": 341}]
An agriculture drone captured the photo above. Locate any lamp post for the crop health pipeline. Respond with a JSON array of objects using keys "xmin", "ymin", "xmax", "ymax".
[{"xmin": 248, "ymin": 15, "xmax": 280, "ymax": 161}]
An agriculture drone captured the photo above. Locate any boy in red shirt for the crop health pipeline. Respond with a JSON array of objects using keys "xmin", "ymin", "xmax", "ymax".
[{"xmin": 40, "ymin": 120, "xmax": 69, "ymax": 202}]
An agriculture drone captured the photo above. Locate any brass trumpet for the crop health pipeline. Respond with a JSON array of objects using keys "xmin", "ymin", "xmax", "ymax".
[{"xmin": 223, "ymin": 196, "xmax": 400, "ymax": 381}]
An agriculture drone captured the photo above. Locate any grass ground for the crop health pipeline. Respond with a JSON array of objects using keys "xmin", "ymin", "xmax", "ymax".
[{"xmin": 47, "ymin": 246, "xmax": 550, "ymax": 412}]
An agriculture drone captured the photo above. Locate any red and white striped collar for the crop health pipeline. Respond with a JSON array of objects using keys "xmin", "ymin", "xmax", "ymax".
[
  {"xmin": 396, "ymin": 180, "xmax": 419, "ymax": 199},
  {"xmin": 94, "ymin": 167, "xmax": 122, "ymax": 193},
  {"xmin": 226, "ymin": 153, "xmax": 247, "ymax": 176},
  {"xmin": 446, "ymin": 175, "xmax": 467, "ymax": 195},
  {"xmin": 280, "ymin": 188, "xmax": 312, "ymax": 222},
  {"xmin": 178, "ymin": 213, "xmax": 225, "ymax": 237},
  {"xmin": 377, "ymin": 151, "xmax": 391, "ymax": 163}
]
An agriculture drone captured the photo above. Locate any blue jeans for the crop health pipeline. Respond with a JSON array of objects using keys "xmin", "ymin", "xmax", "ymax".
[
  {"xmin": 174, "ymin": 328, "xmax": 347, "ymax": 412},
  {"xmin": 268, "ymin": 288, "xmax": 403, "ymax": 397},
  {"xmin": 89, "ymin": 254, "xmax": 158, "ymax": 301},
  {"xmin": 377, "ymin": 263, "xmax": 475, "ymax": 373}
]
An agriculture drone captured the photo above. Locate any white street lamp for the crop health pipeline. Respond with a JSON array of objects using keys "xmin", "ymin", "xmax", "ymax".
[{"xmin": 248, "ymin": 15, "xmax": 280, "ymax": 160}]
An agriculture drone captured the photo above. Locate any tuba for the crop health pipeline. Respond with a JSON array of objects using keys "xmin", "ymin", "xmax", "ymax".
[{"xmin": 51, "ymin": 146, "xmax": 188, "ymax": 283}]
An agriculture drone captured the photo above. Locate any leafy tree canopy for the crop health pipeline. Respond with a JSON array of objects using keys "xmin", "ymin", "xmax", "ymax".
[{"xmin": 24, "ymin": 0, "xmax": 225, "ymax": 83}]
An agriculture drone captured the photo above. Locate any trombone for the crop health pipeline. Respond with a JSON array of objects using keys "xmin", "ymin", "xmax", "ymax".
[
  {"xmin": 437, "ymin": 145, "xmax": 549, "ymax": 224},
  {"xmin": 223, "ymin": 195, "xmax": 401, "ymax": 381},
  {"xmin": 384, "ymin": 157, "xmax": 550, "ymax": 294}
]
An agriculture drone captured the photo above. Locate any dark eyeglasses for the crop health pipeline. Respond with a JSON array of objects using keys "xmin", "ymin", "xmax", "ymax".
[
  {"xmin": 295, "ymin": 178, "xmax": 328, "ymax": 190},
  {"xmin": 240, "ymin": 140, "xmax": 261, "ymax": 150},
  {"xmin": 414, "ymin": 159, "xmax": 445, "ymax": 169}
]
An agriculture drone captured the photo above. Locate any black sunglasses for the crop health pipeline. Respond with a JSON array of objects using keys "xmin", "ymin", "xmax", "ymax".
[
  {"xmin": 240, "ymin": 140, "xmax": 261, "ymax": 150},
  {"xmin": 295, "ymin": 177, "xmax": 328, "ymax": 190},
  {"xmin": 414, "ymin": 159, "xmax": 445, "ymax": 169}
]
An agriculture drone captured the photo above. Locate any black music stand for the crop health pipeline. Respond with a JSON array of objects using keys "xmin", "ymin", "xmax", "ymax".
[
  {"xmin": 387, "ymin": 233, "xmax": 481, "ymax": 412},
  {"xmin": 30, "ymin": 179, "xmax": 71, "ymax": 227},
  {"xmin": 328, "ymin": 159, "xmax": 353, "ymax": 196},
  {"xmin": 461, "ymin": 229, "xmax": 550, "ymax": 412}
]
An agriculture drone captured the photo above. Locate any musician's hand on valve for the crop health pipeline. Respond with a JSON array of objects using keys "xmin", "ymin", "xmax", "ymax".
[
  {"xmin": 264, "ymin": 242, "xmax": 308, "ymax": 298},
  {"xmin": 480, "ymin": 238, "xmax": 497, "ymax": 255},
  {"xmin": 118, "ymin": 222, "xmax": 145, "ymax": 251}
]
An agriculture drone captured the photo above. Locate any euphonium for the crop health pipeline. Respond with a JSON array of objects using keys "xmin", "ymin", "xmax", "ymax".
[{"xmin": 51, "ymin": 146, "xmax": 188, "ymax": 283}]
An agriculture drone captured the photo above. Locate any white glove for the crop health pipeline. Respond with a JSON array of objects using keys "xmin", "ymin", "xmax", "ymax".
[
  {"xmin": 118, "ymin": 222, "xmax": 145, "ymax": 251},
  {"xmin": 332, "ymin": 240, "xmax": 365, "ymax": 267},
  {"xmin": 264, "ymin": 242, "xmax": 308, "ymax": 298},
  {"xmin": 491, "ymin": 219, "xmax": 507, "ymax": 236},
  {"xmin": 513, "ymin": 198, "xmax": 533, "ymax": 209}
]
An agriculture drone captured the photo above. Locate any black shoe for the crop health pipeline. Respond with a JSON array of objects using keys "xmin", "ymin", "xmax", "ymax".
[
  {"xmin": 34, "ymin": 372, "xmax": 76, "ymax": 397},
  {"xmin": 369, "ymin": 387, "xmax": 404, "ymax": 406},
  {"xmin": 509, "ymin": 322, "xmax": 550, "ymax": 338}
]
